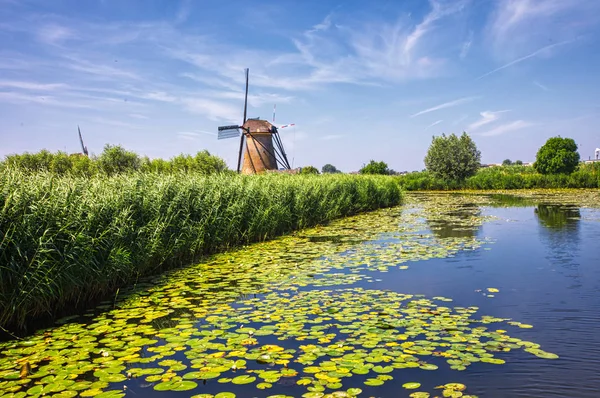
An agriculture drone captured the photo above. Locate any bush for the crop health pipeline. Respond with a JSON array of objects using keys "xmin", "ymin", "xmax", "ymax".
[
  {"xmin": 359, "ymin": 160, "xmax": 390, "ymax": 175},
  {"xmin": 534, "ymin": 136, "xmax": 580, "ymax": 175},
  {"xmin": 424, "ymin": 132, "xmax": 481, "ymax": 181},
  {"xmin": 2, "ymin": 148, "xmax": 229, "ymax": 176},
  {"xmin": 300, "ymin": 166, "xmax": 320, "ymax": 175},
  {"xmin": 322, "ymin": 164, "xmax": 340, "ymax": 174}
]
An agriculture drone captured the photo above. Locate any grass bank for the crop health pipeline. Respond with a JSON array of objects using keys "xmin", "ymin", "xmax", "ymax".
[
  {"xmin": 398, "ymin": 163, "xmax": 600, "ymax": 191},
  {"xmin": 0, "ymin": 170, "xmax": 402, "ymax": 331}
]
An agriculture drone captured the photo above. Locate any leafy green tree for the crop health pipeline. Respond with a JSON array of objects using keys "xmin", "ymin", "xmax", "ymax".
[
  {"xmin": 97, "ymin": 144, "xmax": 141, "ymax": 175},
  {"xmin": 514, "ymin": 160, "xmax": 523, "ymax": 166},
  {"xmin": 321, "ymin": 164, "xmax": 339, "ymax": 174},
  {"xmin": 193, "ymin": 150, "xmax": 228, "ymax": 174},
  {"xmin": 424, "ymin": 132, "xmax": 481, "ymax": 181},
  {"xmin": 534, "ymin": 136, "xmax": 580, "ymax": 175},
  {"xmin": 300, "ymin": 166, "xmax": 320, "ymax": 175},
  {"xmin": 502, "ymin": 159, "xmax": 513, "ymax": 166},
  {"xmin": 359, "ymin": 160, "xmax": 390, "ymax": 175}
]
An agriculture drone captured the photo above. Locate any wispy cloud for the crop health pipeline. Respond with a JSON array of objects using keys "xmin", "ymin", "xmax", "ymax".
[
  {"xmin": 533, "ymin": 81, "xmax": 550, "ymax": 91},
  {"xmin": 129, "ymin": 113, "xmax": 149, "ymax": 119},
  {"xmin": 479, "ymin": 120, "xmax": 533, "ymax": 136},
  {"xmin": 426, "ymin": 120, "xmax": 443, "ymax": 129},
  {"xmin": 453, "ymin": 114, "xmax": 468, "ymax": 125},
  {"xmin": 476, "ymin": 40, "xmax": 573, "ymax": 80},
  {"xmin": 37, "ymin": 24, "xmax": 73, "ymax": 45},
  {"xmin": 411, "ymin": 96, "xmax": 478, "ymax": 117},
  {"xmin": 175, "ymin": 0, "xmax": 192, "ymax": 24},
  {"xmin": 467, "ymin": 110, "xmax": 510, "ymax": 131},
  {"xmin": 460, "ymin": 30, "xmax": 473, "ymax": 59},
  {"xmin": 0, "ymin": 80, "xmax": 67, "ymax": 91},
  {"xmin": 177, "ymin": 131, "xmax": 217, "ymax": 141},
  {"xmin": 487, "ymin": 0, "xmax": 598, "ymax": 59},
  {"xmin": 181, "ymin": 98, "xmax": 241, "ymax": 122}
]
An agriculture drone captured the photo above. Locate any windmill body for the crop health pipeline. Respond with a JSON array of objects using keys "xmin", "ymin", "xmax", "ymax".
[{"xmin": 241, "ymin": 119, "xmax": 278, "ymax": 174}]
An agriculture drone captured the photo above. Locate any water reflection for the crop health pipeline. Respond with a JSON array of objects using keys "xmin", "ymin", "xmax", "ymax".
[
  {"xmin": 426, "ymin": 203, "xmax": 482, "ymax": 238},
  {"xmin": 535, "ymin": 204, "xmax": 581, "ymax": 230},
  {"xmin": 535, "ymin": 204, "xmax": 582, "ymax": 288}
]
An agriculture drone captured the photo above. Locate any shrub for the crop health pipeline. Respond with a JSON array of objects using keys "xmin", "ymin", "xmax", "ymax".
[
  {"xmin": 534, "ymin": 136, "xmax": 580, "ymax": 175},
  {"xmin": 424, "ymin": 132, "xmax": 481, "ymax": 181}
]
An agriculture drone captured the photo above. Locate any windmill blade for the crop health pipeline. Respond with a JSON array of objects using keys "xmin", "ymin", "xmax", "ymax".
[
  {"xmin": 243, "ymin": 68, "xmax": 249, "ymax": 124},
  {"xmin": 78, "ymin": 125, "xmax": 89, "ymax": 156},
  {"xmin": 278, "ymin": 123, "xmax": 295, "ymax": 130}
]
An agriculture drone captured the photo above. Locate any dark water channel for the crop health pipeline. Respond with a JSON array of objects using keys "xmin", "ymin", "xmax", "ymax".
[{"xmin": 1, "ymin": 193, "xmax": 599, "ymax": 398}]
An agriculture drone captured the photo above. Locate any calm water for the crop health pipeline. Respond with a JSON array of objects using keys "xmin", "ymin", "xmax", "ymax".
[
  {"xmin": 368, "ymin": 201, "xmax": 600, "ymax": 397},
  {"xmin": 3, "ymin": 194, "xmax": 600, "ymax": 398},
  {"xmin": 112, "ymin": 195, "xmax": 600, "ymax": 398}
]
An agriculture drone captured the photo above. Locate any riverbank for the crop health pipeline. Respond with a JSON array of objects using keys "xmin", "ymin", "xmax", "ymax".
[
  {"xmin": 0, "ymin": 170, "xmax": 402, "ymax": 331},
  {"xmin": 398, "ymin": 163, "xmax": 600, "ymax": 190}
]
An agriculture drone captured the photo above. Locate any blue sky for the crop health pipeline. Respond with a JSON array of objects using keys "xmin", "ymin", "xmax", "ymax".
[{"xmin": 1, "ymin": 0, "xmax": 599, "ymax": 171}]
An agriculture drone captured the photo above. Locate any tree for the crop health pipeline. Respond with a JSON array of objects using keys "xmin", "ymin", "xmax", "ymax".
[
  {"xmin": 359, "ymin": 160, "xmax": 390, "ymax": 175},
  {"xmin": 300, "ymin": 166, "xmax": 320, "ymax": 175},
  {"xmin": 534, "ymin": 136, "xmax": 580, "ymax": 175},
  {"xmin": 321, "ymin": 164, "xmax": 339, "ymax": 174},
  {"xmin": 515, "ymin": 160, "xmax": 523, "ymax": 166},
  {"xmin": 424, "ymin": 132, "xmax": 481, "ymax": 181},
  {"xmin": 97, "ymin": 144, "xmax": 141, "ymax": 175},
  {"xmin": 502, "ymin": 159, "xmax": 513, "ymax": 166}
]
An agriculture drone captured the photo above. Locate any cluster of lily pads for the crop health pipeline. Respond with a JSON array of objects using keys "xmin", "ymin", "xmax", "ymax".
[{"xmin": 0, "ymin": 195, "xmax": 559, "ymax": 397}]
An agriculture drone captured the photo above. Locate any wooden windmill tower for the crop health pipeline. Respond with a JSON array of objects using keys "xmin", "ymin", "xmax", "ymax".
[{"xmin": 218, "ymin": 69, "xmax": 292, "ymax": 174}]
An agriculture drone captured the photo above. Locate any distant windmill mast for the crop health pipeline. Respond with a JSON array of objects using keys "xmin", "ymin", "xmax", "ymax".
[
  {"xmin": 78, "ymin": 126, "xmax": 89, "ymax": 156},
  {"xmin": 217, "ymin": 69, "xmax": 292, "ymax": 174},
  {"xmin": 595, "ymin": 148, "xmax": 600, "ymax": 160}
]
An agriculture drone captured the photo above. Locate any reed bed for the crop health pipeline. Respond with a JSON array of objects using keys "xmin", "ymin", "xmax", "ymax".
[{"xmin": 0, "ymin": 169, "xmax": 402, "ymax": 330}]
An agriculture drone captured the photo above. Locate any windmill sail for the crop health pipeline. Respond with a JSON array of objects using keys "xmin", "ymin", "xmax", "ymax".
[{"xmin": 78, "ymin": 126, "xmax": 89, "ymax": 156}]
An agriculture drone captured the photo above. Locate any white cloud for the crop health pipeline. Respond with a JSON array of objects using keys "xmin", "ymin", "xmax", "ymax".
[
  {"xmin": 426, "ymin": 120, "xmax": 443, "ymax": 129},
  {"xmin": 487, "ymin": 0, "xmax": 599, "ymax": 59},
  {"xmin": 411, "ymin": 96, "xmax": 478, "ymax": 117},
  {"xmin": 460, "ymin": 31, "xmax": 473, "ymax": 59},
  {"xmin": 533, "ymin": 81, "xmax": 550, "ymax": 91},
  {"xmin": 479, "ymin": 120, "xmax": 533, "ymax": 136},
  {"xmin": 37, "ymin": 24, "xmax": 73, "ymax": 45},
  {"xmin": 129, "ymin": 113, "xmax": 149, "ymax": 119},
  {"xmin": 476, "ymin": 40, "xmax": 573, "ymax": 80},
  {"xmin": 0, "ymin": 80, "xmax": 67, "ymax": 91},
  {"xmin": 467, "ymin": 110, "xmax": 510, "ymax": 131},
  {"xmin": 182, "ymin": 98, "xmax": 241, "ymax": 122},
  {"xmin": 140, "ymin": 92, "xmax": 177, "ymax": 102}
]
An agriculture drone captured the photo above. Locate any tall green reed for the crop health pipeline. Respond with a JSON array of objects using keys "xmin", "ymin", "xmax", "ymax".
[{"xmin": 0, "ymin": 170, "xmax": 402, "ymax": 330}]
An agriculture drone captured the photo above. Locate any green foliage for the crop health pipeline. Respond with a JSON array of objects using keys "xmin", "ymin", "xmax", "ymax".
[
  {"xmin": 424, "ymin": 132, "xmax": 481, "ymax": 181},
  {"xmin": 2, "ymin": 148, "xmax": 229, "ymax": 176},
  {"xmin": 300, "ymin": 166, "xmax": 320, "ymax": 175},
  {"xmin": 397, "ymin": 163, "xmax": 600, "ymax": 190},
  {"xmin": 321, "ymin": 163, "xmax": 340, "ymax": 174},
  {"xmin": 502, "ymin": 159, "xmax": 513, "ymax": 166},
  {"xmin": 534, "ymin": 136, "xmax": 580, "ymax": 175},
  {"xmin": 0, "ymin": 171, "xmax": 402, "ymax": 329},
  {"xmin": 359, "ymin": 160, "xmax": 390, "ymax": 175},
  {"xmin": 514, "ymin": 160, "xmax": 523, "ymax": 166},
  {"xmin": 97, "ymin": 144, "xmax": 141, "ymax": 175}
]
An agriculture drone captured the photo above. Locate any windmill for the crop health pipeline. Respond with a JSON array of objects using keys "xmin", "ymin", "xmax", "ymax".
[
  {"xmin": 595, "ymin": 148, "xmax": 599, "ymax": 160},
  {"xmin": 218, "ymin": 69, "xmax": 292, "ymax": 174},
  {"xmin": 78, "ymin": 126, "xmax": 89, "ymax": 156}
]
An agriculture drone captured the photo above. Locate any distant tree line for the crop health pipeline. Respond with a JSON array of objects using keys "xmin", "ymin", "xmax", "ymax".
[{"xmin": 1, "ymin": 145, "xmax": 229, "ymax": 176}]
